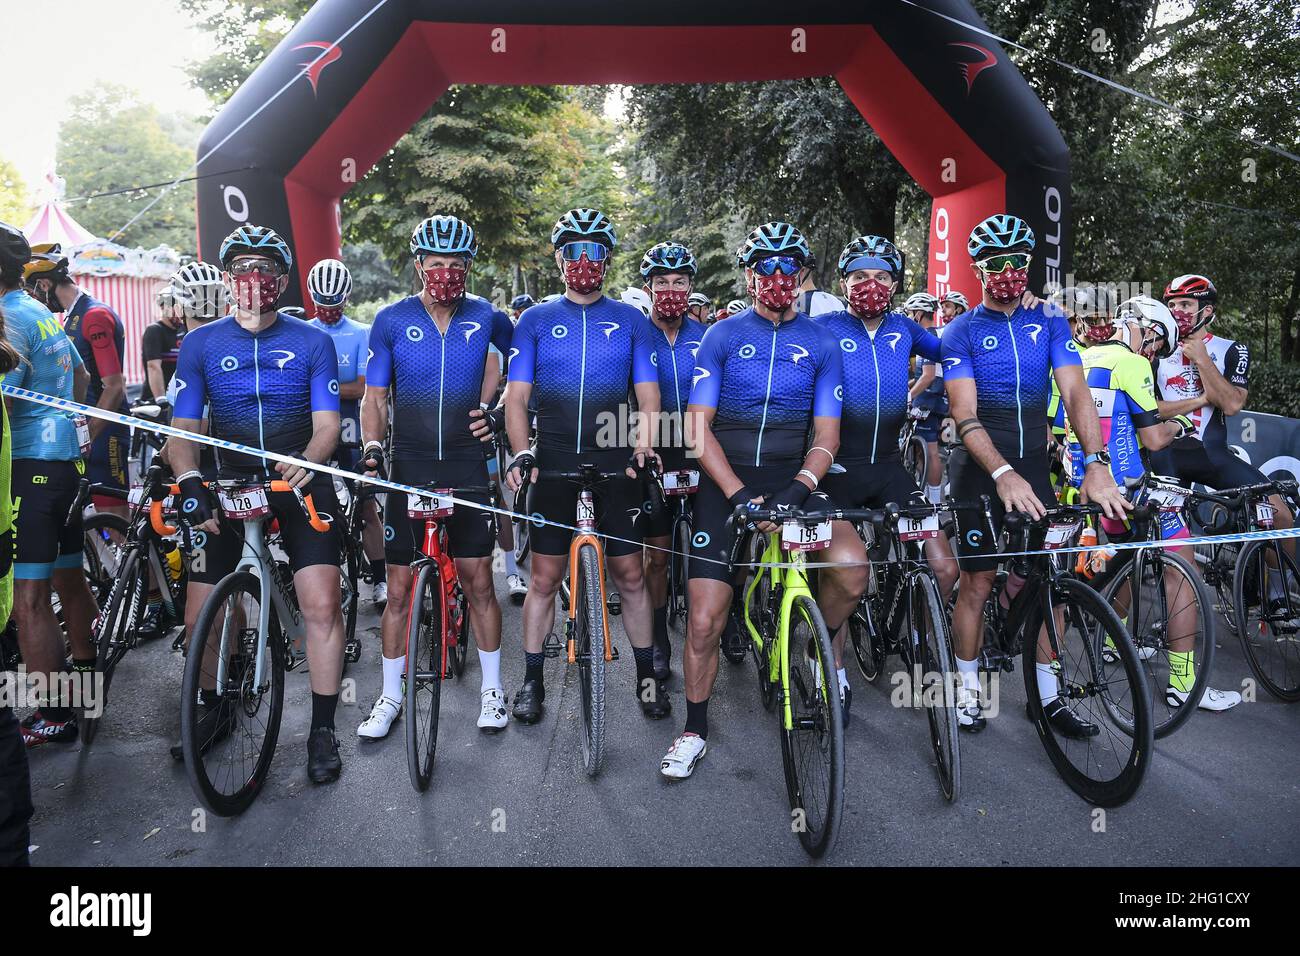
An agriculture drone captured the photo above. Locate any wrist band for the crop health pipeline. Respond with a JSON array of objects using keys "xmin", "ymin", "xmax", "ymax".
[
  {"xmin": 176, "ymin": 470, "xmax": 202, "ymax": 483},
  {"xmin": 807, "ymin": 445, "xmax": 835, "ymax": 466},
  {"xmin": 991, "ymin": 464, "xmax": 1013, "ymax": 481},
  {"xmin": 797, "ymin": 469, "xmax": 819, "ymax": 489}
]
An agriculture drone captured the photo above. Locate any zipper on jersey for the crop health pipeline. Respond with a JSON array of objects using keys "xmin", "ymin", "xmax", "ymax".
[
  {"xmin": 1007, "ymin": 316, "xmax": 1024, "ymax": 458},
  {"xmin": 438, "ymin": 325, "xmax": 447, "ymax": 460},
  {"xmin": 576, "ymin": 306, "xmax": 587, "ymax": 454},
  {"xmin": 253, "ymin": 336, "xmax": 267, "ymax": 468},
  {"xmin": 862, "ymin": 319, "xmax": 881, "ymax": 465},
  {"xmin": 754, "ymin": 323, "xmax": 779, "ymax": 466}
]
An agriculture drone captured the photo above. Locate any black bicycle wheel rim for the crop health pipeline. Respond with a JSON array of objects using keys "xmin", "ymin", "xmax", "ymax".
[
  {"xmin": 848, "ymin": 600, "xmax": 884, "ymax": 682},
  {"xmin": 181, "ymin": 571, "xmax": 284, "ymax": 817},
  {"xmin": 779, "ymin": 594, "xmax": 845, "ymax": 857},
  {"xmin": 1233, "ymin": 540, "xmax": 1300, "ymax": 701},
  {"xmin": 83, "ymin": 512, "xmax": 128, "ymax": 603},
  {"xmin": 914, "ymin": 572, "xmax": 961, "ymax": 802},
  {"xmin": 577, "ymin": 545, "xmax": 607, "ymax": 776},
  {"xmin": 82, "ymin": 546, "xmax": 144, "ymax": 745},
  {"xmin": 449, "ymin": 581, "xmax": 470, "ymax": 678},
  {"xmin": 406, "ymin": 562, "xmax": 443, "ymax": 792}
]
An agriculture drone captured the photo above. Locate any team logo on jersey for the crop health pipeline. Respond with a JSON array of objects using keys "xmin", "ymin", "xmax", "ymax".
[
  {"xmin": 626, "ymin": 506, "xmax": 643, "ymax": 525},
  {"xmin": 366, "ymin": 348, "xmax": 374, "ymax": 366},
  {"xmin": 686, "ymin": 340, "xmax": 701, "ymax": 358},
  {"xmin": 1025, "ymin": 323, "xmax": 1043, "ymax": 344},
  {"xmin": 789, "ymin": 345, "xmax": 809, "ymax": 365},
  {"xmin": 692, "ymin": 531, "xmax": 711, "ymax": 549},
  {"xmin": 650, "ymin": 352, "xmax": 658, "ymax": 366},
  {"xmin": 406, "ymin": 326, "xmax": 424, "ymax": 343},
  {"xmin": 981, "ymin": 335, "xmax": 998, "ymax": 350},
  {"xmin": 552, "ymin": 324, "xmax": 569, "ymax": 340},
  {"xmin": 1066, "ymin": 339, "xmax": 1080, "ymax": 352},
  {"xmin": 508, "ymin": 347, "xmax": 520, "ymax": 363},
  {"xmin": 338, "ymin": 352, "xmax": 350, "ymax": 367},
  {"xmin": 269, "ymin": 349, "xmax": 296, "ymax": 370},
  {"xmin": 328, "ymin": 379, "xmax": 340, "ymax": 395},
  {"xmin": 965, "ymin": 529, "xmax": 984, "ymax": 548},
  {"xmin": 173, "ymin": 376, "xmax": 187, "ymax": 396},
  {"xmin": 598, "ymin": 321, "xmax": 620, "ymax": 340},
  {"xmin": 738, "ymin": 344, "xmax": 757, "ymax": 360},
  {"xmin": 943, "ymin": 357, "xmax": 962, "ymax": 370},
  {"xmin": 834, "ymin": 385, "xmax": 844, "ymax": 402},
  {"xmin": 384, "ymin": 524, "xmax": 395, "ymax": 542},
  {"xmin": 839, "ymin": 337, "xmax": 858, "ymax": 354},
  {"xmin": 884, "ymin": 332, "xmax": 904, "ymax": 351},
  {"xmin": 459, "ymin": 321, "xmax": 480, "ymax": 343},
  {"xmin": 219, "ymin": 355, "xmax": 239, "ymax": 372},
  {"xmin": 692, "ymin": 367, "xmax": 710, "ymax": 388}
]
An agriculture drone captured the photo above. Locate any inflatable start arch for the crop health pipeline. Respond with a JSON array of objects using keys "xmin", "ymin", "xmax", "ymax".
[{"xmin": 197, "ymin": 0, "xmax": 1070, "ymax": 305}]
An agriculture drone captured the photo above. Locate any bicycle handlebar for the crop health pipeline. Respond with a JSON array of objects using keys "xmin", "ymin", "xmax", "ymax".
[
  {"xmin": 1186, "ymin": 479, "xmax": 1297, "ymax": 508},
  {"xmin": 150, "ymin": 479, "xmax": 331, "ymax": 536}
]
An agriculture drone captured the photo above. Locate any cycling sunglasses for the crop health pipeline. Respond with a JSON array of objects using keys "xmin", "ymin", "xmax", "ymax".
[
  {"xmin": 975, "ymin": 252, "xmax": 1032, "ymax": 273},
  {"xmin": 751, "ymin": 255, "xmax": 802, "ymax": 277},
  {"xmin": 559, "ymin": 241, "xmax": 610, "ymax": 262},
  {"xmin": 228, "ymin": 259, "xmax": 283, "ymax": 277}
]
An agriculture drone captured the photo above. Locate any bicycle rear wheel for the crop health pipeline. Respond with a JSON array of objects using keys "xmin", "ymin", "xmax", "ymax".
[
  {"xmin": 1100, "ymin": 548, "xmax": 1215, "ymax": 736},
  {"xmin": 448, "ymin": 580, "xmax": 471, "ymax": 678},
  {"xmin": 83, "ymin": 512, "xmax": 128, "ymax": 604},
  {"xmin": 575, "ymin": 543, "xmax": 608, "ymax": 776},
  {"xmin": 81, "ymin": 547, "xmax": 145, "ymax": 745},
  {"xmin": 182, "ymin": 571, "xmax": 284, "ymax": 817},
  {"xmin": 405, "ymin": 561, "xmax": 444, "ymax": 792},
  {"xmin": 912, "ymin": 571, "xmax": 960, "ymax": 802},
  {"xmin": 1233, "ymin": 540, "xmax": 1300, "ymax": 702},
  {"xmin": 668, "ymin": 511, "xmax": 691, "ymax": 629},
  {"xmin": 902, "ymin": 434, "xmax": 928, "ymax": 489},
  {"xmin": 1027, "ymin": 577, "xmax": 1152, "ymax": 807},
  {"xmin": 780, "ymin": 594, "xmax": 845, "ymax": 857}
]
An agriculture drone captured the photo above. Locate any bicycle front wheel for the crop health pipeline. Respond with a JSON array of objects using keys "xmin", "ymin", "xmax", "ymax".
[
  {"xmin": 1027, "ymin": 577, "xmax": 1152, "ymax": 807},
  {"xmin": 82, "ymin": 546, "xmax": 145, "ymax": 745},
  {"xmin": 83, "ymin": 512, "xmax": 128, "ymax": 604},
  {"xmin": 406, "ymin": 561, "xmax": 444, "ymax": 792},
  {"xmin": 668, "ymin": 511, "xmax": 691, "ymax": 629},
  {"xmin": 575, "ymin": 543, "xmax": 608, "ymax": 776},
  {"xmin": 1234, "ymin": 539, "xmax": 1300, "ymax": 702},
  {"xmin": 182, "ymin": 570, "xmax": 284, "ymax": 817},
  {"xmin": 903, "ymin": 434, "xmax": 928, "ymax": 488},
  {"xmin": 911, "ymin": 571, "xmax": 961, "ymax": 802},
  {"xmin": 779, "ymin": 594, "xmax": 845, "ymax": 858}
]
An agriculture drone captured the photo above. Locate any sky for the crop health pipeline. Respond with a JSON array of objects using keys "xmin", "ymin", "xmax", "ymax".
[{"xmin": 0, "ymin": 0, "xmax": 210, "ymax": 191}]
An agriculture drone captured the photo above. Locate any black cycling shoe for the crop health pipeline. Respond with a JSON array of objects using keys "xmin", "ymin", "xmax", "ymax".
[
  {"xmin": 639, "ymin": 683, "xmax": 672, "ymax": 719},
  {"xmin": 170, "ymin": 693, "xmax": 235, "ymax": 761},
  {"xmin": 652, "ymin": 636, "xmax": 672, "ymax": 683},
  {"xmin": 840, "ymin": 685, "xmax": 852, "ymax": 728},
  {"xmin": 512, "ymin": 679, "xmax": 545, "ymax": 724},
  {"xmin": 307, "ymin": 727, "xmax": 343, "ymax": 784},
  {"xmin": 1033, "ymin": 698, "xmax": 1100, "ymax": 739}
]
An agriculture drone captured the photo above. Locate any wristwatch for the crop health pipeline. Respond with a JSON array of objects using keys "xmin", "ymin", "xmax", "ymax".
[{"xmin": 1082, "ymin": 450, "xmax": 1111, "ymax": 469}]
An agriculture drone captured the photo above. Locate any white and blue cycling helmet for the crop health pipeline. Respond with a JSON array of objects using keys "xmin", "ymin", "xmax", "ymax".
[
  {"xmin": 967, "ymin": 214, "xmax": 1035, "ymax": 260},
  {"xmin": 411, "ymin": 215, "xmax": 478, "ymax": 259},
  {"xmin": 307, "ymin": 258, "xmax": 353, "ymax": 306},
  {"xmin": 219, "ymin": 224, "xmax": 292, "ymax": 272},
  {"xmin": 838, "ymin": 235, "xmax": 904, "ymax": 278},
  {"xmin": 640, "ymin": 241, "xmax": 697, "ymax": 278},
  {"xmin": 551, "ymin": 208, "xmax": 617, "ymax": 249},
  {"xmin": 736, "ymin": 221, "xmax": 811, "ymax": 267}
]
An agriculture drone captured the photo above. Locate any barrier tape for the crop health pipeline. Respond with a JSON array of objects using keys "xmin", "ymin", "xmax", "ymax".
[{"xmin": 7, "ymin": 384, "xmax": 1300, "ymax": 572}]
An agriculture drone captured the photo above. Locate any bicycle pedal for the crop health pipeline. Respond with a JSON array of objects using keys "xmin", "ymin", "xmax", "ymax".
[
  {"xmin": 542, "ymin": 632, "xmax": 563, "ymax": 659},
  {"xmin": 606, "ymin": 592, "xmax": 622, "ymax": 617},
  {"xmin": 609, "ymin": 645, "xmax": 620, "ymax": 661}
]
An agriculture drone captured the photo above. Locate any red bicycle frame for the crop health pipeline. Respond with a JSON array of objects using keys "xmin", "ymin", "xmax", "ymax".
[{"xmin": 405, "ymin": 515, "xmax": 464, "ymax": 678}]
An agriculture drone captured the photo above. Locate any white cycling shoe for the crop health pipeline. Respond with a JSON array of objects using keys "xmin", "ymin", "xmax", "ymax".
[
  {"xmin": 372, "ymin": 581, "xmax": 388, "ymax": 609},
  {"xmin": 1167, "ymin": 685, "xmax": 1242, "ymax": 712},
  {"xmin": 506, "ymin": 573, "xmax": 528, "ymax": 602},
  {"xmin": 660, "ymin": 732, "xmax": 707, "ymax": 780},
  {"xmin": 357, "ymin": 695, "xmax": 401, "ymax": 739},
  {"xmin": 477, "ymin": 687, "xmax": 509, "ymax": 732}
]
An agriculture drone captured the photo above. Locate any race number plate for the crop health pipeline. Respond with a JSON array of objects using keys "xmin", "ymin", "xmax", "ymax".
[
  {"xmin": 1043, "ymin": 520, "xmax": 1082, "ymax": 550},
  {"xmin": 1256, "ymin": 503, "xmax": 1276, "ymax": 528},
  {"xmin": 128, "ymin": 486, "xmax": 174, "ymax": 509},
  {"xmin": 1146, "ymin": 483, "xmax": 1191, "ymax": 510},
  {"xmin": 898, "ymin": 514, "xmax": 941, "ymax": 541},
  {"xmin": 219, "ymin": 485, "xmax": 271, "ymax": 520},
  {"xmin": 74, "ymin": 414, "xmax": 91, "ymax": 457},
  {"xmin": 407, "ymin": 490, "xmax": 454, "ymax": 519},
  {"xmin": 663, "ymin": 469, "xmax": 700, "ymax": 496},
  {"xmin": 782, "ymin": 519, "xmax": 832, "ymax": 552},
  {"xmin": 576, "ymin": 495, "xmax": 596, "ymax": 525}
]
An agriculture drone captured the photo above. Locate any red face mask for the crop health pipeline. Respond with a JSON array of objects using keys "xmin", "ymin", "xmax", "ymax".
[
  {"xmin": 983, "ymin": 267, "xmax": 1029, "ymax": 304},
  {"xmin": 422, "ymin": 267, "xmax": 466, "ymax": 305},
  {"xmin": 753, "ymin": 272, "xmax": 798, "ymax": 311},
  {"xmin": 1170, "ymin": 307, "xmax": 1198, "ymax": 338},
  {"xmin": 231, "ymin": 274, "xmax": 281, "ymax": 313},
  {"xmin": 847, "ymin": 278, "xmax": 893, "ymax": 318},
  {"xmin": 314, "ymin": 304, "xmax": 344, "ymax": 324},
  {"xmin": 563, "ymin": 256, "xmax": 606, "ymax": 294},
  {"xmin": 1083, "ymin": 321, "xmax": 1115, "ymax": 344},
  {"xmin": 652, "ymin": 288, "xmax": 690, "ymax": 320}
]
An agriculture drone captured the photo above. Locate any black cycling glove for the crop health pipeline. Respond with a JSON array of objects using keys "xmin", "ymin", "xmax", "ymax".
[
  {"xmin": 361, "ymin": 441, "xmax": 387, "ymax": 477},
  {"xmin": 177, "ymin": 474, "xmax": 215, "ymax": 547},
  {"xmin": 766, "ymin": 479, "xmax": 812, "ymax": 513}
]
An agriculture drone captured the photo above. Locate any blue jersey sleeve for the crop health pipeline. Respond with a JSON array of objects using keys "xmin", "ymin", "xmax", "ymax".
[
  {"xmin": 172, "ymin": 326, "xmax": 208, "ymax": 420},
  {"xmin": 940, "ymin": 320, "xmax": 974, "ymax": 381},
  {"xmin": 2, "ymin": 318, "xmax": 34, "ymax": 389},
  {"xmin": 631, "ymin": 316, "xmax": 656, "ymax": 386},
  {"xmin": 910, "ymin": 320, "xmax": 941, "ymax": 362},
  {"xmin": 812, "ymin": 328, "xmax": 842, "ymax": 418},
  {"xmin": 309, "ymin": 332, "xmax": 341, "ymax": 413},
  {"xmin": 354, "ymin": 324, "xmax": 369, "ymax": 378},
  {"xmin": 688, "ymin": 322, "xmax": 727, "ymax": 409},
  {"xmin": 1048, "ymin": 310, "xmax": 1081, "ymax": 369},
  {"xmin": 489, "ymin": 309, "xmax": 513, "ymax": 370},
  {"xmin": 365, "ymin": 311, "xmax": 393, "ymax": 390},
  {"xmin": 507, "ymin": 310, "xmax": 537, "ymax": 385}
]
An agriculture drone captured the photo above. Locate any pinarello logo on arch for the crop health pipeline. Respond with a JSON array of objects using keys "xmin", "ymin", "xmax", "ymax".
[
  {"xmin": 293, "ymin": 41, "xmax": 343, "ymax": 94},
  {"xmin": 948, "ymin": 42, "xmax": 997, "ymax": 95}
]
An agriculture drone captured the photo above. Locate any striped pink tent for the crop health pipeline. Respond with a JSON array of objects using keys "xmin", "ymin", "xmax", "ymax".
[{"xmin": 22, "ymin": 199, "xmax": 97, "ymax": 248}]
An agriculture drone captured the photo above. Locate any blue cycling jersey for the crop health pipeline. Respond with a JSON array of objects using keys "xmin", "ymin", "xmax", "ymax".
[
  {"xmin": 941, "ymin": 302, "xmax": 1080, "ymax": 458},
  {"xmin": 1, "ymin": 289, "xmax": 83, "ymax": 461},
  {"xmin": 507, "ymin": 295, "xmax": 656, "ymax": 455},
  {"xmin": 690, "ymin": 307, "xmax": 842, "ymax": 468},
  {"xmin": 310, "ymin": 315, "xmax": 369, "ymax": 446},
  {"xmin": 173, "ymin": 312, "xmax": 340, "ymax": 474},
  {"xmin": 367, "ymin": 295, "xmax": 512, "ymax": 462},
  {"xmin": 816, "ymin": 310, "xmax": 939, "ymax": 464},
  {"xmin": 647, "ymin": 316, "xmax": 706, "ymax": 417}
]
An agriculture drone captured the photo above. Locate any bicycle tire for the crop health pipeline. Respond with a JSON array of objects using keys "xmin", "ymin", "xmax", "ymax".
[
  {"xmin": 903, "ymin": 434, "xmax": 928, "ymax": 489},
  {"xmin": 1100, "ymin": 547, "xmax": 1216, "ymax": 736},
  {"xmin": 912, "ymin": 571, "xmax": 961, "ymax": 802},
  {"xmin": 1026, "ymin": 577, "xmax": 1152, "ymax": 807},
  {"xmin": 340, "ymin": 535, "xmax": 361, "ymax": 672},
  {"xmin": 779, "ymin": 594, "xmax": 845, "ymax": 857},
  {"xmin": 81, "ymin": 546, "xmax": 145, "ymax": 745},
  {"xmin": 182, "ymin": 570, "xmax": 284, "ymax": 817},
  {"xmin": 513, "ymin": 515, "xmax": 531, "ymax": 564},
  {"xmin": 848, "ymin": 600, "xmax": 885, "ymax": 682},
  {"xmin": 747, "ymin": 565, "xmax": 778, "ymax": 709},
  {"xmin": 668, "ymin": 511, "xmax": 691, "ymax": 630},
  {"xmin": 406, "ymin": 561, "xmax": 444, "ymax": 792},
  {"xmin": 448, "ymin": 579, "xmax": 471, "ymax": 678},
  {"xmin": 83, "ymin": 512, "xmax": 128, "ymax": 604},
  {"xmin": 1233, "ymin": 540, "xmax": 1300, "ymax": 702},
  {"xmin": 576, "ymin": 543, "xmax": 608, "ymax": 776}
]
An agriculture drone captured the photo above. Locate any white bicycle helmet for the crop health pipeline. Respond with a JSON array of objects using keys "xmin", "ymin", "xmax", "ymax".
[
  {"xmin": 172, "ymin": 260, "xmax": 227, "ymax": 320},
  {"xmin": 307, "ymin": 258, "xmax": 353, "ymax": 307}
]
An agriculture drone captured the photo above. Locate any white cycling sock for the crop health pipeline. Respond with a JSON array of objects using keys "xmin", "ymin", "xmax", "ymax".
[
  {"xmin": 926, "ymin": 484, "xmax": 942, "ymax": 505},
  {"xmin": 478, "ymin": 648, "xmax": 502, "ymax": 692},
  {"xmin": 837, "ymin": 667, "xmax": 849, "ymax": 691},
  {"xmin": 955, "ymin": 655, "xmax": 980, "ymax": 693},
  {"xmin": 382, "ymin": 654, "xmax": 406, "ymax": 704},
  {"xmin": 503, "ymin": 549, "xmax": 520, "ymax": 578},
  {"xmin": 1035, "ymin": 662, "xmax": 1058, "ymax": 705}
]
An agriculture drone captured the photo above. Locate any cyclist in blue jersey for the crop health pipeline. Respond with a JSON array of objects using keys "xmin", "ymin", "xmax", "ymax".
[
  {"xmin": 170, "ymin": 224, "xmax": 348, "ymax": 784},
  {"xmin": 817, "ymin": 236, "xmax": 959, "ymax": 724},
  {"xmin": 306, "ymin": 258, "xmax": 387, "ymax": 610},
  {"xmin": 25, "ymin": 246, "xmax": 130, "ymax": 517},
  {"xmin": 660, "ymin": 221, "xmax": 856, "ymax": 780},
  {"xmin": 0, "ymin": 223, "xmax": 98, "ymax": 747},
  {"xmin": 942, "ymin": 214, "xmax": 1128, "ymax": 735},
  {"xmin": 637, "ymin": 241, "xmax": 707, "ymax": 683},
  {"xmin": 503, "ymin": 207, "xmax": 666, "ymax": 725},
  {"xmin": 358, "ymin": 216, "xmax": 514, "ymax": 736}
]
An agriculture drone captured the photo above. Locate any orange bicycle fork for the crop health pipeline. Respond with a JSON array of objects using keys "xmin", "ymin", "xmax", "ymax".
[{"xmin": 566, "ymin": 533, "xmax": 615, "ymax": 665}]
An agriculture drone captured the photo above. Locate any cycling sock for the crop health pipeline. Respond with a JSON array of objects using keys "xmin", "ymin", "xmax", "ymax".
[
  {"xmin": 525, "ymin": 652, "xmax": 545, "ymax": 686},
  {"xmin": 478, "ymin": 647, "xmax": 502, "ymax": 692},
  {"xmin": 955, "ymin": 655, "xmax": 980, "ymax": 693},
  {"xmin": 382, "ymin": 654, "xmax": 405, "ymax": 702},
  {"xmin": 503, "ymin": 549, "xmax": 520, "ymax": 577},
  {"xmin": 632, "ymin": 644, "xmax": 655, "ymax": 692},
  {"xmin": 653, "ymin": 605, "xmax": 668, "ymax": 647},
  {"xmin": 1168, "ymin": 650, "xmax": 1195, "ymax": 693},
  {"xmin": 1035, "ymin": 662, "xmax": 1059, "ymax": 704},
  {"xmin": 685, "ymin": 697, "xmax": 709, "ymax": 739},
  {"xmin": 926, "ymin": 484, "xmax": 942, "ymax": 505},
  {"xmin": 836, "ymin": 667, "xmax": 849, "ymax": 692},
  {"xmin": 370, "ymin": 558, "xmax": 386, "ymax": 583},
  {"xmin": 311, "ymin": 692, "xmax": 338, "ymax": 731}
]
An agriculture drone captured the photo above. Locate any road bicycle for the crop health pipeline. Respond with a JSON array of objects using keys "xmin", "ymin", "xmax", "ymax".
[
  {"xmin": 155, "ymin": 477, "xmax": 332, "ymax": 816},
  {"xmin": 332, "ymin": 450, "xmax": 380, "ymax": 668},
  {"xmin": 979, "ymin": 504, "xmax": 1154, "ymax": 807},
  {"xmin": 899, "ymin": 406, "xmax": 930, "ymax": 489},
  {"xmin": 402, "ymin": 484, "xmax": 481, "ymax": 792},
  {"xmin": 658, "ymin": 465, "xmax": 698, "ymax": 630}
]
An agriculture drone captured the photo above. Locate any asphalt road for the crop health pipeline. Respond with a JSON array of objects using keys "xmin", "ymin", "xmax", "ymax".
[{"xmin": 18, "ymin": 572, "xmax": 1300, "ymax": 867}]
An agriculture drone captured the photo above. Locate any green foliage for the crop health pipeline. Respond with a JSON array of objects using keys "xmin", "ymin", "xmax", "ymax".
[
  {"xmin": 1237, "ymin": 362, "xmax": 1300, "ymax": 418},
  {"xmin": 341, "ymin": 242, "xmax": 404, "ymax": 303},
  {"xmin": 179, "ymin": 0, "xmax": 313, "ymax": 112},
  {"xmin": 0, "ymin": 157, "xmax": 30, "ymax": 225}
]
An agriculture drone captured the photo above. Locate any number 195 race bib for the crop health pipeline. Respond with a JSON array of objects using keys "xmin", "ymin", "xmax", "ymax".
[{"xmin": 782, "ymin": 519, "xmax": 831, "ymax": 552}]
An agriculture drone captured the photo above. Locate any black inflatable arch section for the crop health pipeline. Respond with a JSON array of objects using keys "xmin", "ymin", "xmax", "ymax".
[{"xmin": 197, "ymin": 0, "xmax": 1070, "ymax": 306}]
